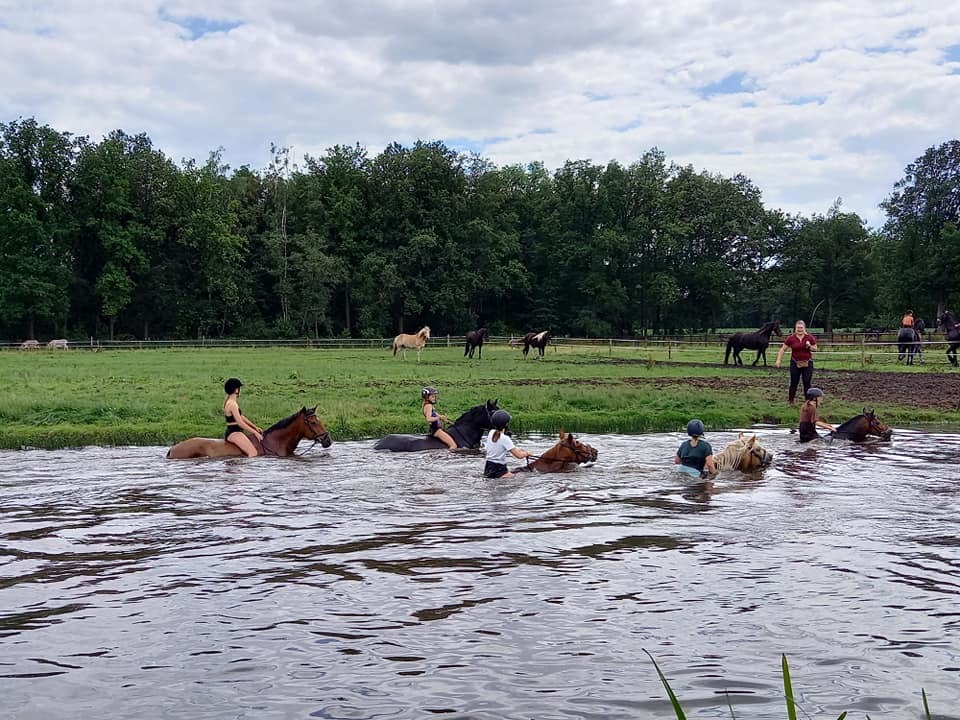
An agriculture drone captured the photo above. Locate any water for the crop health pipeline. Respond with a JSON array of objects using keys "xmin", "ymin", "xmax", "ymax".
[{"xmin": 2, "ymin": 429, "xmax": 959, "ymax": 719}]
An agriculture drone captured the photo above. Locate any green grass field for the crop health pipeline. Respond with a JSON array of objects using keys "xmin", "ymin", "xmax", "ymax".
[{"xmin": 0, "ymin": 343, "xmax": 956, "ymax": 448}]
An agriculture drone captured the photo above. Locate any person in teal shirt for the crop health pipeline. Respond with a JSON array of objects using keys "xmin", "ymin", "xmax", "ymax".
[{"xmin": 674, "ymin": 419, "xmax": 717, "ymax": 477}]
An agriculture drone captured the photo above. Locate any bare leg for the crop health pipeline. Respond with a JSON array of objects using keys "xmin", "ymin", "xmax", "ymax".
[
  {"xmin": 227, "ymin": 431, "xmax": 258, "ymax": 457},
  {"xmin": 433, "ymin": 428, "xmax": 458, "ymax": 450}
]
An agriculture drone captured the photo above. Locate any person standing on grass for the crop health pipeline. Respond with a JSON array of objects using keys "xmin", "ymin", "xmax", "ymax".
[
  {"xmin": 223, "ymin": 378, "xmax": 263, "ymax": 457},
  {"xmin": 775, "ymin": 320, "xmax": 818, "ymax": 404}
]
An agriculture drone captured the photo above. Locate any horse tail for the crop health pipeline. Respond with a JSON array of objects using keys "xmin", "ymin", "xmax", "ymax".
[
  {"xmin": 392, "ymin": 338, "xmax": 398, "ymax": 355},
  {"xmin": 724, "ymin": 338, "xmax": 733, "ymax": 364},
  {"xmin": 464, "ymin": 339, "xmax": 470, "ymax": 356}
]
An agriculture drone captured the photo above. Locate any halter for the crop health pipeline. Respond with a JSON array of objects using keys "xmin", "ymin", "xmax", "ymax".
[{"xmin": 530, "ymin": 442, "xmax": 596, "ymax": 467}]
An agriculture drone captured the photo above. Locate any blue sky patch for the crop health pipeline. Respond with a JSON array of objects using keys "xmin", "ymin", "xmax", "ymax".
[
  {"xmin": 159, "ymin": 9, "xmax": 241, "ymax": 40},
  {"xmin": 528, "ymin": 127, "xmax": 555, "ymax": 136},
  {"xmin": 944, "ymin": 44, "xmax": 960, "ymax": 63},
  {"xmin": 699, "ymin": 71, "xmax": 751, "ymax": 98},
  {"xmin": 584, "ymin": 90, "xmax": 612, "ymax": 102},
  {"xmin": 787, "ymin": 95, "xmax": 826, "ymax": 106},
  {"xmin": 613, "ymin": 119, "xmax": 643, "ymax": 132}
]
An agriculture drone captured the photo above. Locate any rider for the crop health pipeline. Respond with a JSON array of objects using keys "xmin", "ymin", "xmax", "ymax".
[
  {"xmin": 798, "ymin": 387, "xmax": 835, "ymax": 442},
  {"xmin": 422, "ymin": 386, "xmax": 458, "ymax": 450},
  {"xmin": 223, "ymin": 378, "xmax": 263, "ymax": 457},
  {"xmin": 901, "ymin": 310, "xmax": 915, "ymax": 328},
  {"xmin": 674, "ymin": 419, "xmax": 716, "ymax": 477},
  {"xmin": 483, "ymin": 410, "xmax": 532, "ymax": 479}
]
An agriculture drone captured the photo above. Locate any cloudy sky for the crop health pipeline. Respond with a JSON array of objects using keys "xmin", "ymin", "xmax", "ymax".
[{"xmin": 3, "ymin": 1, "xmax": 959, "ymax": 226}]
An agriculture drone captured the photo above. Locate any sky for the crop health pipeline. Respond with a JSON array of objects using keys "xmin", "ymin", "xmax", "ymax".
[{"xmin": 2, "ymin": 0, "xmax": 960, "ymax": 227}]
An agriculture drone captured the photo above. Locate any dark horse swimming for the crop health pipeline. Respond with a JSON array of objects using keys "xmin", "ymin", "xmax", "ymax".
[
  {"xmin": 374, "ymin": 399, "xmax": 499, "ymax": 451},
  {"xmin": 830, "ymin": 409, "xmax": 892, "ymax": 442},
  {"xmin": 464, "ymin": 327, "xmax": 490, "ymax": 359},
  {"xmin": 938, "ymin": 311, "xmax": 960, "ymax": 367},
  {"xmin": 724, "ymin": 321, "xmax": 781, "ymax": 366}
]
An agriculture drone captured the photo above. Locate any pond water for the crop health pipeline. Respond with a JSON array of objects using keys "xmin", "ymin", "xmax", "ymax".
[{"xmin": 1, "ymin": 429, "xmax": 958, "ymax": 719}]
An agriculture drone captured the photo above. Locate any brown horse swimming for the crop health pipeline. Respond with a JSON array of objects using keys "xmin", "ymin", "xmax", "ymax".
[
  {"xmin": 167, "ymin": 406, "xmax": 332, "ymax": 459},
  {"xmin": 392, "ymin": 326, "xmax": 430, "ymax": 361},
  {"xmin": 830, "ymin": 409, "xmax": 891, "ymax": 442},
  {"xmin": 515, "ymin": 431, "xmax": 598, "ymax": 473}
]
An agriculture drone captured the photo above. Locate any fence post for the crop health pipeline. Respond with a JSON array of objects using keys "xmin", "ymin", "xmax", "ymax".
[
  {"xmin": 860, "ymin": 334, "xmax": 864, "ymax": 368},
  {"xmin": 447, "ymin": 334, "xmax": 450, "ymax": 348},
  {"xmin": 609, "ymin": 338, "xmax": 613, "ymax": 356},
  {"xmin": 668, "ymin": 340, "xmax": 672, "ymax": 360}
]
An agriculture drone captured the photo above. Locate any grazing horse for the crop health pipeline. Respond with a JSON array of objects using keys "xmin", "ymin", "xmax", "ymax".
[
  {"xmin": 167, "ymin": 406, "xmax": 333, "ymax": 459},
  {"xmin": 897, "ymin": 327, "xmax": 920, "ymax": 365},
  {"xmin": 938, "ymin": 311, "xmax": 960, "ymax": 367},
  {"xmin": 522, "ymin": 330, "xmax": 551, "ymax": 359},
  {"xmin": 830, "ymin": 409, "xmax": 892, "ymax": 442},
  {"xmin": 374, "ymin": 399, "xmax": 499, "ymax": 452},
  {"xmin": 713, "ymin": 433, "xmax": 774, "ymax": 472},
  {"xmin": 392, "ymin": 326, "xmax": 430, "ymax": 361},
  {"xmin": 915, "ymin": 317, "xmax": 926, "ymax": 362},
  {"xmin": 47, "ymin": 338, "xmax": 69, "ymax": 349},
  {"xmin": 514, "ymin": 431, "xmax": 598, "ymax": 473},
  {"xmin": 464, "ymin": 327, "xmax": 490, "ymax": 359},
  {"xmin": 724, "ymin": 321, "xmax": 781, "ymax": 366},
  {"xmin": 19, "ymin": 340, "xmax": 40, "ymax": 350}
]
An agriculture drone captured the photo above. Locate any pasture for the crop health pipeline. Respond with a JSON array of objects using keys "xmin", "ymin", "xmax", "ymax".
[{"xmin": 0, "ymin": 342, "xmax": 958, "ymax": 449}]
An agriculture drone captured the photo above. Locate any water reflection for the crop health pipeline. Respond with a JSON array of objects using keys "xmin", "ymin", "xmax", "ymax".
[{"xmin": 0, "ymin": 430, "xmax": 958, "ymax": 719}]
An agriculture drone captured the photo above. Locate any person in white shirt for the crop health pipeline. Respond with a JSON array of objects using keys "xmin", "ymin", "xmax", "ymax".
[{"xmin": 483, "ymin": 410, "xmax": 532, "ymax": 478}]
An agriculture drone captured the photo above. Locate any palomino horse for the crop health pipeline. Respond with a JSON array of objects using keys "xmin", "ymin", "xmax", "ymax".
[
  {"xmin": 514, "ymin": 431, "xmax": 598, "ymax": 473},
  {"xmin": 464, "ymin": 327, "xmax": 490, "ymax": 359},
  {"xmin": 897, "ymin": 327, "xmax": 919, "ymax": 365},
  {"xmin": 830, "ymin": 409, "xmax": 891, "ymax": 442},
  {"xmin": 392, "ymin": 326, "xmax": 430, "ymax": 361},
  {"xmin": 938, "ymin": 311, "xmax": 960, "ymax": 367},
  {"xmin": 724, "ymin": 321, "xmax": 780, "ymax": 366},
  {"xmin": 713, "ymin": 433, "xmax": 774, "ymax": 472},
  {"xmin": 47, "ymin": 338, "xmax": 69, "ymax": 349},
  {"xmin": 374, "ymin": 399, "xmax": 499, "ymax": 451},
  {"xmin": 167, "ymin": 406, "xmax": 332, "ymax": 459},
  {"xmin": 522, "ymin": 331, "xmax": 551, "ymax": 359}
]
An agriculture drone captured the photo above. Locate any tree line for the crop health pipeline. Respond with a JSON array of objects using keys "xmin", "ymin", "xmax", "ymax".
[{"xmin": 1, "ymin": 117, "xmax": 958, "ymax": 342}]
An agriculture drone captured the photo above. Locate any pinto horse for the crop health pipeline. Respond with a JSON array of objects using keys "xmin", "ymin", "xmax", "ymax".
[
  {"xmin": 724, "ymin": 321, "xmax": 780, "ymax": 366},
  {"xmin": 522, "ymin": 330, "xmax": 551, "ymax": 359},
  {"xmin": 938, "ymin": 311, "xmax": 960, "ymax": 367},
  {"xmin": 167, "ymin": 406, "xmax": 332, "ymax": 459},
  {"xmin": 514, "ymin": 431, "xmax": 598, "ymax": 473},
  {"xmin": 897, "ymin": 327, "xmax": 920, "ymax": 365},
  {"xmin": 830, "ymin": 409, "xmax": 891, "ymax": 442},
  {"xmin": 464, "ymin": 327, "xmax": 490, "ymax": 359},
  {"xmin": 392, "ymin": 326, "xmax": 430, "ymax": 361},
  {"xmin": 374, "ymin": 399, "xmax": 499, "ymax": 452}
]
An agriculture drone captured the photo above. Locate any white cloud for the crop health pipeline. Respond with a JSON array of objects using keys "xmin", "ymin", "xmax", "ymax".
[{"xmin": 2, "ymin": 0, "xmax": 960, "ymax": 226}]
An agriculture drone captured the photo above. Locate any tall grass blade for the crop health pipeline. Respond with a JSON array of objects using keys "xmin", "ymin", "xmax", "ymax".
[
  {"xmin": 782, "ymin": 654, "xmax": 798, "ymax": 720},
  {"xmin": 644, "ymin": 649, "xmax": 687, "ymax": 720},
  {"xmin": 922, "ymin": 688, "xmax": 931, "ymax": 719}
]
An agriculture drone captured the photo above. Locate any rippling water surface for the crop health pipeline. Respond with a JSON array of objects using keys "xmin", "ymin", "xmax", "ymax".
[{"xmin": 2, "ymin": 428, "xmax": 959, "ymax": 719}]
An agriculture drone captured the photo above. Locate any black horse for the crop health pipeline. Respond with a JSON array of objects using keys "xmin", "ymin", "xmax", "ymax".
[
  {"xmin": 522, "ymin": 330, "xmax": 551, "ymax": 359},
  {"xmin": 464, "ymin": 327, "xmax": 490, "ymax": 359},
  {"xmin": 373, "ymin": 399, "xmax": 499, "ymax": 451},
  {"xmin": 830, "ymin": 409, "xmax": 892, "ymax": 442},
  {"xmin": 897, "ymin": 327, "xmax": 919, "ymax": 365},
  {"xmin": 938, "ymin": 311, "xmax": 960, "ymax": 367},
  {"xmin": 724, "ymin": 321, "xmax": 781, "ymax": 366}
]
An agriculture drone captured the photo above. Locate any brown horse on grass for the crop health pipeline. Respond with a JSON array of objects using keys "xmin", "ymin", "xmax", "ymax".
[
  {"xmin": 392, "ymin": 326, "xmax": 430, "ymax": 361},
  {"xmin": 167, "ymin": 406, "xmax": 332, "ymax": 459},
  {"xmin": 514, "ymin": 431, "xmax": 598, "ymax": 473},
  {"xmin": 464, "ymin": 327, "xmax": 490, "ymax": 359}
]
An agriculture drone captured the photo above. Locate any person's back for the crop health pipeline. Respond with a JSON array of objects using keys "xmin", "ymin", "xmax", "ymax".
[
  {"xmin": 798, "ymin": 400, "xmax": 819, "ymax": 442},
  {"xmin": 901, "ymin": 312, "xmax": 914, "ymax": 328}
]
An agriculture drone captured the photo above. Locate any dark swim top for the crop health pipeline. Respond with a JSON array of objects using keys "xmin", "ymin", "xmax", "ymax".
[{"xmin": 225, "ymin": 406, "xmax": 243, "ymax": 439}]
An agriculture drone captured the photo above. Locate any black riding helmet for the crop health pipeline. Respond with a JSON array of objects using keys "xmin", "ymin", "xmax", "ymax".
[
  {"xmin": 805, "ymin": 387, "xmax": 824, "ymax": 400},
  {"xmin": 224, "ymin": 378, "xmax": 243, "ymax": 394},
  {"xmin": 421, "ymin": 386, "xmax": 438, "ymax": 400},
  {"xmin": 491, "ymin": 409, "xmax": 511, "ymax": 429},
  {"xmin": 687, "ymin": 419, "xmax": 705, "ymax": 437}
]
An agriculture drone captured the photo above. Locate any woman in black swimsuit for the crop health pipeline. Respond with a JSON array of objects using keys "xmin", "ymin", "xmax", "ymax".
[{"xmin": 223, "ymin": 378, "xmax": 262, "ymax": 457}]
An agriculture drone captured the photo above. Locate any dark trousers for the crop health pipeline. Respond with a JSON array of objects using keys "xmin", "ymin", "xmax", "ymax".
[{"xmin": 788, "ymin": 360, "xmax": 814, "ymax": 402}]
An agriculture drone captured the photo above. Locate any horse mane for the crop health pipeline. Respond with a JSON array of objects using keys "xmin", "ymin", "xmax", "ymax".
[
  {"xmin": 263, "ymin": 407, "xmax": 308, "ymax": 434},
  {"xmin": 418, "ymin": 326, "xmax": 430, "ymax": 338}
]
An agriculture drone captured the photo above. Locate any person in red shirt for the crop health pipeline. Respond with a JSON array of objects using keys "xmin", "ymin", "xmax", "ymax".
[{"xmin": 774, "ymin": 320, "xmax": 818, "ymax": 403}]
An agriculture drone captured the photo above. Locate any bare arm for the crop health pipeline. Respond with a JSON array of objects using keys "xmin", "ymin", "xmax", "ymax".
[
  {"xmin": 775, "ymin": 342, "xmax": 789, "ymax": 367},
  {"xmin": 510, "ymin": 447, "xmax": 531, "ymax": 459},
  {"xmin": 704, "ymin": 454, "xmax": 717, "ymax": 473}
]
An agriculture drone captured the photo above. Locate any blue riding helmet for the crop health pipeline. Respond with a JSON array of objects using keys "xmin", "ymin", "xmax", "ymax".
[
  {"xmin": 686, "ymin": 419, "xmax": 705, "ymax": 437},
  {"xmin": 491, "ymin": 409, "xmax": 511, "ymax": 429},
  {"xmin": 805, "ymin": 387, "xmax": 824, "ymax": 400},
  {"xmin": 421, "ymin": 386, "xmax": 438, "ymax": 399},
  {"xmin": 224, "ymin": 378, "xmax": 243, "ymax": 394}
]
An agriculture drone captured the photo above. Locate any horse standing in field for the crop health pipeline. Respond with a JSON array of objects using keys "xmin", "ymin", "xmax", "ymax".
[
  {"xmin": 914, "ymin": 317, "xmax": 926, "ymax": 362},
  {"xmin": 724, "ymin": 321, "xmax": 780, "ymax": 366},
  {"xmin": 897, "ymin": 326, "xmax": 920, "ymax": 365},
  {"xmin": 522, "ymin": 331, "xmax": 551, "ymax": 359},
  {"xmin": 937, "ymin": 311, "xmax": 960, "ymax": 367},
  {"xmin": 392, "ymin": 326, "xmax": 430, "ymax": 361},
  {"xmin": 47, "ymin": 338, "xmax": 69, "ymax": 349},
  {"xmin": 19, "ymin": 340, "xmax": 40, "ymax": 350},
  {"xmin": 464, "ymin": 327, "xmax": 490, "ymax": 359}
]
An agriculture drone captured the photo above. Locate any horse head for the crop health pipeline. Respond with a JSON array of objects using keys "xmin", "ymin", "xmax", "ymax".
[
  {"xmin": 302, "ymin": 406, "xmax": 333, "ymax": 447},
  {"xmin": 762, "ymin": 321, "xmax": 781, "ymax": 336},
  {"xmin": 738, "ymin": 434, "xmax": 774, "ymax": 471},
  {"xmin": 420, "ymin": 326, "xmax": 431, "ymax": 339},
  {"xmin": 861, "ymin": 408, "xmax": 892, "ymax": 440},
  {"xmin": 558, "ymin": 430, "xmax": 598, "ymax": 464}
]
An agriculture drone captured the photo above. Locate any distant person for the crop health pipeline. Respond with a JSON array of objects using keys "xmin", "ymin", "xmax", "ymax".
[
  {"xmin": 422, "ymin": 386, "xmax": 457, "ymax": 450},
  {"xmin": 798, "ymin": 387, "xmax": 834, "ymax": 442},
  {"xmin": 674, "ymin": 419, "xmax": 716, "ymax": 477},
  {"xmin": 223, "ymin": 378, "xmax": 262, "ymax": 457},
  {"xmin": 901, "ymin": 311, "xmax": 914, "ymax": 328},
  {"xmin": 775, "ymin": 320, "xmax": 818, "ymax": 404},
  {"xmin": 483, "ymin": 410, "xmax": 532, "ymax": 478}
]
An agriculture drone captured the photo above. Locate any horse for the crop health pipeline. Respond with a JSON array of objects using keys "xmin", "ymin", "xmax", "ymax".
[
  {"xmin": 46, "ymin": 338, "xmax": 69, "ymax": 349},
  {"xmin": 713, "ymin": 433, "xmax": 774, "ymax": 472},
  {"xmin": 464, "ymin": 327, "xmax": 490, "ymax": 359},
  {"xmin": 513, "ymin": 431, "xmax": 598, "ymax": 473},
  {"xmin": 522, "ymin": 331, "xmax": 551, "ymax": 359},
  {"xmin": 374, "ymin": 399, "xmax": 500, "ymax": 452},
  {"xmin": 897, "ymin": 327, "xmax": 920, "ymax": 365},
  {"xmin": 392, "ymin": 326, "xmax": 430, "ymax": 362},
  {"xmin": 915, "ymin": 317, "xmax": 926, "ymax": 362},
  {"xmin": 167, "ymin": 406, "xmax": 332, "ymax": 459},
  {"xmin": 938, "ymin": 311, "xmax": 960, "ymax": 367},
  {"xmin": 19, "ymin": 340, "xmax": 40, "ymax": 350},
  {"xmin": 724, "ymin": 321, "xmax": 781, "ymax": 366},
  {"xmin": 830, "ymin": 408, "xmax": 892, "ymax": 442}
]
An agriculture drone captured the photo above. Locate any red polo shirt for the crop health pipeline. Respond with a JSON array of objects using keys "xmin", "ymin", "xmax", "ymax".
[{"xmin": 784, "ymin": 333, "xmax": 815, "ymax": 362}]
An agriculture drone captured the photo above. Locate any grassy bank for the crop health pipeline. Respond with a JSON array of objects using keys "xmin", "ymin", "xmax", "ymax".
[{"xmin": 1, "ymin": 345, "xmax": 957, "ymax": 448}]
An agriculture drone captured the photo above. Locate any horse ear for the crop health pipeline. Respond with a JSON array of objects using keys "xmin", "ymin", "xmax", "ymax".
[
  {"xmin": 300, "ymin": 406, "xmax": 307, "ymax": 413},
  {"xmin": 308, "ymin": 405, "xmax": 317, "ymax": 414}
]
